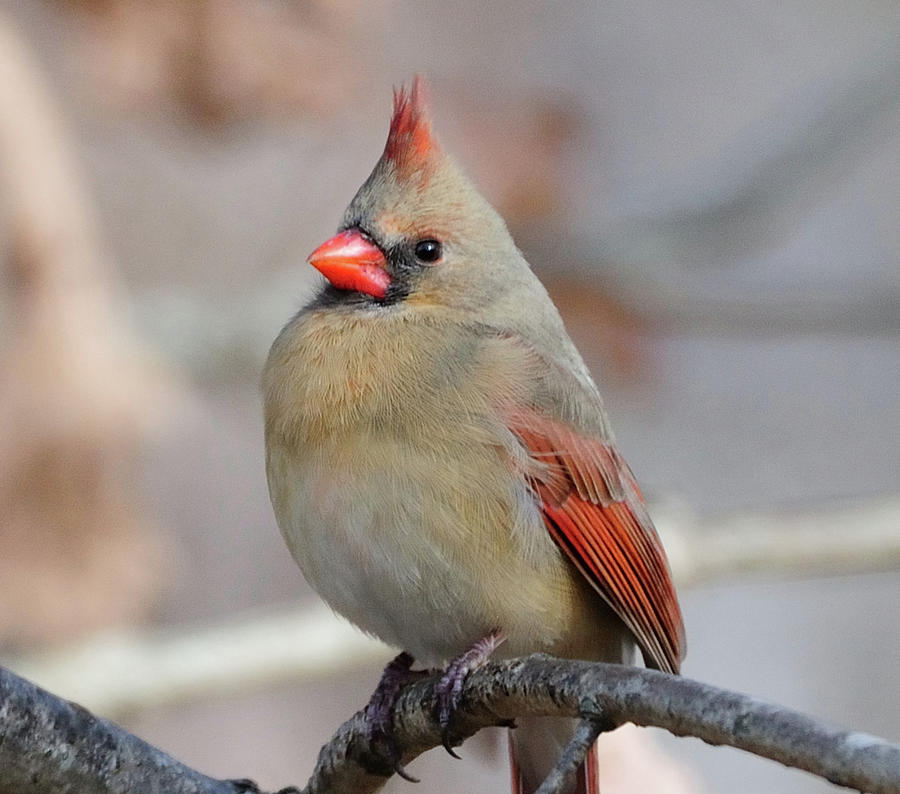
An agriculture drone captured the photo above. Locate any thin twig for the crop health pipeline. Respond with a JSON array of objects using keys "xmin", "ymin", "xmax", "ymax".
[{"xmin": 534, "ymin": 709, "xmax": 613, "ymax": 794}]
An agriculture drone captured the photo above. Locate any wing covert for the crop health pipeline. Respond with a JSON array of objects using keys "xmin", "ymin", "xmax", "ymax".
[{"xmin": 508, "ymin": 408, "xmax": 685, "ymax": 673}]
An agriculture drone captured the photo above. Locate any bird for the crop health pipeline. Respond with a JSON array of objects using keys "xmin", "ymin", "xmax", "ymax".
[{"xmin": 263, "ymin": 76, "xmax": 685, "ymax": 794}]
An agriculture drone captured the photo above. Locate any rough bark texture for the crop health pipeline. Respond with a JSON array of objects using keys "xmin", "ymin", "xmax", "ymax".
[
  {"xmin": 0, "ymin": 666, "xmax": 241, "ymax": 794},
  {"xmin": 3, "ymin": 657, "xmax": 900, "ymax": 794}
]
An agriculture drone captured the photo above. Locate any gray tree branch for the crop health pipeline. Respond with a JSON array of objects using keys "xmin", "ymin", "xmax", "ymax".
[
  {"xmin": 3, "ymin": 656, "xmax": 900, "ymax": 794},
  {"xmin": 0, "ymin": 665, "xmax": 244, "ymax": 794}
]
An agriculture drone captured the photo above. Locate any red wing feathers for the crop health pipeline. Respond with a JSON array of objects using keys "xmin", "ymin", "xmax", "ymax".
[
  {"xmin": 508, "ymin": 731, "xmax": 601, "ymax": 794},
  {"xmin": 508, "ymin": 409, "xmax": 685, "ymax": 674}
]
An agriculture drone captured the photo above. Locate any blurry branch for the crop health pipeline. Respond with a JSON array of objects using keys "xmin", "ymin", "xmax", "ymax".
[
  {"xmin": 5, "ymin": 605, "xmax": 391, "ymax": 718},
  {"xmin": 3, "ymin": 657, "xmax": 900, "ymax": 794},
  {"xmin": 58, "ymin": 0, "xmax": 372, "ymax": 128},
  {"xmin": 0, "ymin": 9, "xmax": 177, "ymax": 645},
  {"xmin": 598, "ymin": 43, "xmax": 900, "ymax": 271},
  {"xmin": 547, "ymin": 251, "xmax": 900, "ymax": 337},
  {"xmin": 520, "ymin": 43, "xmax": 900, "ymax": 336},
  {"xmin": 0, "ymin": 7, "xmax": 172, "ymax": 427},
  {"xmin": 520, "ymin": 226, "xmax": 900, "ymax": 337},
  {"xmin": 7, "ymin": 494, "xmax": 900, "ymax": 720},
  {"xmin": 582, "ymin": 43, "xmax": 900, "ymax": 334},
  {"xmin": 660, "ymin": 493, "xmax": 900, "ymax": 587}
]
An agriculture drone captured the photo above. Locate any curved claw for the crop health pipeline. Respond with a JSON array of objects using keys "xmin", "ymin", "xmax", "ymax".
[
  {"xmin": 394, "ymin": 760, "xmax": 421, "ymax": 783},
  {"xmin": 434, "ymin": 630, "xmax": 506, "ymax": 759},
  {"xmin": 441, "ymin": 732, "xmax": 462, "ymax": 760},
  {"xmin": 227, "ymin": 780, "xmax": 261, "ymax": 793}
]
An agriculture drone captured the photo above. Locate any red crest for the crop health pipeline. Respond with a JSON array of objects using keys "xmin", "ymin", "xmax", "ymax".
[{"xmin": 382, "ymin": 75, "xmax": 439, "ymax": 175}]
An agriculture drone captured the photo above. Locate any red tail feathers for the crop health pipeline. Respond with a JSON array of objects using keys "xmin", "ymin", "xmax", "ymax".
[{"xmin": 509, "ymin": 729, "xmax": 601, "ymax": 794}]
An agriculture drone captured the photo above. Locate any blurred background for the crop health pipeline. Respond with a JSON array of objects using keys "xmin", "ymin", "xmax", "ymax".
[{"xmin": 1, "ymin": 1, "xmax": 899, "ymax": 792}]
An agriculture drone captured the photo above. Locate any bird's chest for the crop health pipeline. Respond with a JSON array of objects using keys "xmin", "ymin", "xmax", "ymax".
[
  {"xmin": 263, "ymin": 310, "xmax": 564, "ymax": 661},
  {"xmin": 267, "ymin": 430, "xmax": 518, "ymax": 662}
]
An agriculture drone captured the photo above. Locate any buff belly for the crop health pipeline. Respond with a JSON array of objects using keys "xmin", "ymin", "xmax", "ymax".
[{"xmin": 266, "ymin": 431, "xmax": 614, "ymax": 666}]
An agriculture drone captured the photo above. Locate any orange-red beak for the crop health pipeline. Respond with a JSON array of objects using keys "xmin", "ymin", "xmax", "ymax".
[{"xmin": 307, "ymin": 229, "xmax": 391, "ymax": 299}]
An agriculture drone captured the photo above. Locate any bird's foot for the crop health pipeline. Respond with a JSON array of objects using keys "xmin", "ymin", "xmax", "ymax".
[
  {"xmin": 365, "ymin": 651, "xmax": 427, "ymax": 782},
  {"xmin": 435, "ymin": 630, "xmax": 506, "ymax": 758}
]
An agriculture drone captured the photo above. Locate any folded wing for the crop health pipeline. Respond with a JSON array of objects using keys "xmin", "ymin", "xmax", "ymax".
[{"xmin": 508, "ymin": 408, "xmax": 685, "ymax": 674}]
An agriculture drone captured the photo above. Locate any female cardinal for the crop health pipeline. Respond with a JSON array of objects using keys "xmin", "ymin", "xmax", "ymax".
[{"xmin": 263, "ymin": 77, "xmax": 685, "ymax": 794}]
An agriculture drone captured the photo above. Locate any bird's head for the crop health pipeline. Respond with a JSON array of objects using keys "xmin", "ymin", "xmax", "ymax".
[{"xmin": 307, "ymin": 76, "xmax": 524, "ymax": 315}]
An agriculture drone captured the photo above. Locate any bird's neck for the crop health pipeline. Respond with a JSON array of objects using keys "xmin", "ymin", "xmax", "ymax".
[{"xmin": 263, "ymin": 306, "xmax": 466, "ymax": 445}]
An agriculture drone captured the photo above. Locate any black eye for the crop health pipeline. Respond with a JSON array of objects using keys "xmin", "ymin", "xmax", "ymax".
[{"xmin": 414, "ymin": 239, "xmax": 442, "ymax": 263}]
